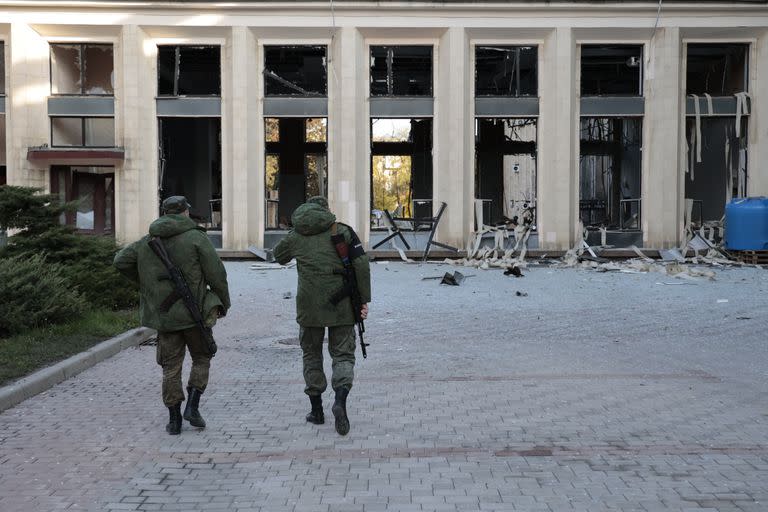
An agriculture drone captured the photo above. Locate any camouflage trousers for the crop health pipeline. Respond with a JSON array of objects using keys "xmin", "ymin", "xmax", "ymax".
[
  {"xmin": 156, "ymin": 327, "xmax": 211, "ymax": 407},
  {"xmin": 299, "ymin": 325, "xmax": 356, "ymax": 396}
]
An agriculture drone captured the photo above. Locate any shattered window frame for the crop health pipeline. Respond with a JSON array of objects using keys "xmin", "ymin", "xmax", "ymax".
[
  {"xmin": 580, "ymin": 44, "xmax": 644, "ymax": 97},
  {"xmin": 370, "ymin": 45, "xmax": 434, "ymax": 97},
  {"xmin": 686, "ymin": 43, "xmax": 749, "ymax": 96},
  {"xmin": 475, "ymin": 45, "xmax": 538, "ymax": 97},
  {"xmin": 0, "ymin": 41, "xmax": 5, "ymax": 96},
  {"xmin": 157, "ymin": 45, "xmax": 222, "ymax": 97},
  {"xmin": 51, "ymin": 116, "xmax": 116, "ymax": 148},
  {"xmin": 50, "ymin": 42, "xmax": 114, "ymax": 96},
  {"xmin": 263, "ymin": 45, "xmax": 328, "ymax": 97}
]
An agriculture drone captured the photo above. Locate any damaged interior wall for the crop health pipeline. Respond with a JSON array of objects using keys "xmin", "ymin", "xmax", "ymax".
[
  {"xmin": 370, "ymin": 118, "xmax": 432, "ymax": 227},
  {"xmin": 474, "ymin": 118, "xmax": 537, "ymax": 227},
  {"xmin": 264, "ymin": 46, "xmax": 327, "ymax": 96},
  {"xmin": 50, "ymin": 43, "xmax": 114, "ymax": 95},
  {"xmin": 159, "ymin": 118, "xmax": 222, "ymax": 241},
  {"xmin": 685, "ymin": 43, "xmax": 749, "ymax": 227},
  {"xmin": 158, "ymin": 46, "xmax": 221, "ymax": 96},
  {"xmin": 579, "ymin": 117, "xmax": 642, "ymax": 230},
  {"xmin": 370, "ymin": 46, "xmax": 432, "ymax": 96},
  {"xmin": 475, "ymin": 46, "xmax": 537, "ymax": 97},
  {"xmin": 265, "ymin": 117, "xmax": 328, "ymax": 229}
]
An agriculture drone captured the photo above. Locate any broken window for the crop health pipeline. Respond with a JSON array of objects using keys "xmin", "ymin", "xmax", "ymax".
[
  {"xmin": 159, "ymin": 118, "xmax": 222, "ymax": 245},
  {"xmin": 581, "ymin": 45, "xmax": 643, "ymax": 96},
  {"xmin": 157, "ymin": 46, "xmax": 221, "ymax": 96},
  {"xmin": 685, "ymin": 116, "xmax": 748, "ymax": 225},
  {"xmin": 370, "ymin": 46, "xmax": 433, "ymax": 97},
  {"xmin": 686, "ymin": 43, "xmax": 748, "ymax": 96},
  {"xmin": 264, "ymin": 117, "xmax": 328, "ymax": 229},
  {"xmin": 50, "ymin": 43, "xmax": 113, "ymax": 95},
  {"xmin": 0, "ymin": 42, "xmax": 5, "ymax": 95},
  {"xmin": 579, "ymin": 117, "xmax": 642, "ymax": 230},
  {"xmin": 264, "ymin": 46, "xmax": 327, "ymax": 97},
  {"xmin": 370, "ymin": 118, "xmax": 432, "ymax": 227},
  {"xmin": 475, "ymin": 118, "xmax": 537, "ymax": 228},
  {"xmin": 51, "ymin": 117, "xmax": 115, "ymax": 147},
  {"xmin": 475, "ymin": 46, "xmax": 537, "ymax": 97},
  {"xmin": 50, "ymin": 166, "xmax": 115, "ymax": 234}
]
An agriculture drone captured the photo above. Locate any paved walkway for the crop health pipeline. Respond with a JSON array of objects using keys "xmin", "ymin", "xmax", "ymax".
[{"xmin": 1, "ymin": 261, "xmax": 768, "ymax": 512}]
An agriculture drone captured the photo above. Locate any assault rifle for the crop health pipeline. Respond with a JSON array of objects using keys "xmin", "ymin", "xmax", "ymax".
[
  {"xmin": 329, "ymin": 225, "xmax": 369, "ymax": 358},
  {"xmin": 148, "ymin": 236, "xmax": 218, "ymax": 357}
]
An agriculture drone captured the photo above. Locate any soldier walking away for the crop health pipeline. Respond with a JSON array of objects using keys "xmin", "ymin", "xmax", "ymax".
[
  {"xmin": 114, "ymin": 196, "xmax": 231, "ymax": 435},
  {"xmin": 273, "ymin": 196, "xmax": 371, "ymax": 436}
]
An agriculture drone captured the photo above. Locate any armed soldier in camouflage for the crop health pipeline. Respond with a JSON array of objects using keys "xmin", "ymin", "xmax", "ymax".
[
  {"xmin": 273, "ymin": 196, "xmax": 371, "ymax": 436},
  {"xmin": 114, "ymin": 196, "xmax": 231, "ymax": 435}
]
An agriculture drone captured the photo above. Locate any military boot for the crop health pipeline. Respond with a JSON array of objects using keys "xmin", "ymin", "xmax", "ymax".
[
  {"xmin": 166, "ymin": 404, "xmax": 182, "ymax": 435},
  {"xmin": 183, "ymin": 387, "xmax": 206, "ymax": 428},
  {"xmin": 306, "ymin": 395, "xmax": 324, "ymax": 424},
  {"xmin": 331, "ymin": 387, "xmax": 350, "ymax": 436}
]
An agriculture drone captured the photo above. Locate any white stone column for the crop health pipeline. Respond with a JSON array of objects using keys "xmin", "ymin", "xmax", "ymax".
[
  {"xmin": 538, "ymin": 27, "xmax": 578, "ymax": 250},
  {"xmin": 748, "ymin": 31, "xmax": 768, "ymax": 197},
  {"xmin": 642, "ymin": 27, "xmax": 682, "ymax": 248},
  {"xmin": 435, "ymin": 27, "xmax": 472, "ymax": 249},
  {"xmin": 115, "ymin": 25, "xmax": 158, "ymax": 245},
  {"xmin": 7, "ymin": 23, "xmax": 49, "ymax": 189},
  {"xmin": 222, "ymin": 27, "xmax": 261, "ymax": 250},
  {"xmin": 328, "ymin": 26, "xmax": 368, "ymax": 241}
]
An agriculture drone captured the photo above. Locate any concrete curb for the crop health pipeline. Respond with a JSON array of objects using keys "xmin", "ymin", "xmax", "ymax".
[{"xmin": 0, "ymin": 327, "xmax": 156, "ymax": 413}]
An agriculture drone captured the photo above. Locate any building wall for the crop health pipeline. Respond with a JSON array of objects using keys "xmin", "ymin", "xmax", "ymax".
[{"xmin": 0, "ymin": 2, "xmax": 766, "ymax": 251}]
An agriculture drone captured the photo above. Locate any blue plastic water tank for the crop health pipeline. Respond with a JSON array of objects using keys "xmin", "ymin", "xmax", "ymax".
[{"xmin": 725, "ymin": 197, "xmax": 768, "ymax": 250}]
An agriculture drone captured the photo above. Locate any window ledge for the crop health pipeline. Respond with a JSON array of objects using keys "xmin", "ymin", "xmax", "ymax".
[{"xmin": 27, "ymin": 146, "xmax": 125, "ymax": 166}]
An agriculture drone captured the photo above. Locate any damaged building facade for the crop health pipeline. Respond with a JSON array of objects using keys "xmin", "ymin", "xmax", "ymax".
[{"xmin": 1, "ymin": 0, "xmax": 767, "ymax": 252}]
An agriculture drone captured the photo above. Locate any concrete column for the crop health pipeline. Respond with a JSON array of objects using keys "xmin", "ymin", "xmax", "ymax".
[
  {"xmin": 748, "ymin": 31, "xmax": 768, "ymax": 197},
  {"xmin": 115, "ymin": 25, "xmax": 158, "ymax": 245},
  {"xmin": 642, "ymin": 27, "xmax": 682, "ymax": 248},
  {"xmin": 328, "ymin": 26, "xmax": 368, "ymax": 241},
  {"xmin": 7, "ymin": 23, "xmax": 49, "ymax": 189},
  {"xmin": 435, "ymin": 27, "xmax": 472, "ymax": 249},
  {"xmin": 538, "ymin": 27, "xmax": 577, "ymax": 250},
  {"xmin": 223, "ymin": 27, "xmax": 261, "ymax": 250}
]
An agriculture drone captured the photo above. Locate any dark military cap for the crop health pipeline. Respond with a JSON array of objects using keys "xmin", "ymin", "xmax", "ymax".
[
  {"xmin": 307, "ymin": 196, "xmax": 329, "ymax": 209},
  {"xmin": 162, "ymin": 196, "xmax": 191, "ymax": 214}
]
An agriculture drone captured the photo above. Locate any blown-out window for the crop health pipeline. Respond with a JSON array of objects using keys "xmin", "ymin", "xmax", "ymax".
[
  {"xmin": 686, "ymin": 43, "xmax": 748, "ymax": 96},
  {"xmin": 50, "ymin": 43, "xmax": 114, "ymax": 95},
  {"xmin": 157, "ymin": 46, "xmax": 221, "ymax": 96},
  {"xmin": 581, "ymin": 45, "xmax": 643, "ymax": 96},
  {"xmin": 475, "ymin": 46, "xmax": 538, "ymax": 97},
  {"xmin": 51, "ymin": 117, "xmax": 115, "ymax": 147},
  {"xmin": 370, "ymin": 46, "xmax": 433, "ymax": 97},
  {"xmin": 264, "ymin": 46, "xmax": 327, "ymax": 96}
]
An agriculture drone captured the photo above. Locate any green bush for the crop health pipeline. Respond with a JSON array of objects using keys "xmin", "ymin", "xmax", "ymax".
[
  {"xmin": 0, "ymin": 254, "xmax": 87, "ymax": 336},
  {"xmin": 0, "ymin": 185, "xmax": 138, "ymax": 310}
]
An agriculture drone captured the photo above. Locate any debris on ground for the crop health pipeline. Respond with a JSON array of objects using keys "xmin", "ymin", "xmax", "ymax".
[
  {"xmin": 515, "ymin": 291, "xmax": 528, "ymax": 297},
  {"xmin": 250, "ymin": 261, "xmax": 296, "ymax": 271},
  {"xmin": 504, "ymin": 265, "xmax": 524, "ymax": 277},
  {"xmin": 282, "ymin": 291, "xmax": 292, "ymax": 299}
]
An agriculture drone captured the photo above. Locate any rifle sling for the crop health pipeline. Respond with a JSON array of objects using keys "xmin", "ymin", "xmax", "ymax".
[{"xmin": 159, "ymin": 289, "xmax": 182, "ymax": 313}]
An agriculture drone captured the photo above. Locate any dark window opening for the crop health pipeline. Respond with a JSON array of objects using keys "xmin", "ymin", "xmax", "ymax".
[
  {"xmin": 50, "ymin": 43, "xmax": 114, "ymax": 96},
  {"xmin": 579, "ymin": 117, "xmax": 642, "ymax": 230},
  {"xmin": 50, "ymin": 166, "xmax": 115, "ymax": 234},
  {"xmin": 370, "ymin": 46, "xmax": 433, "ymax": 97},
  {"xmin": 264, "ymin": 117, "xmax": 328, "ymax": 229},
  {"xmin": 157, "ymin": 46, "xmax": 221, "ymax": 96},
  {"xmin": 685, "ymin": 116, "xmax": 748, "ymax": 225},
  {"xmin": 264, "ymin": 46, "xmax": 327, "ymax": 97},
  {"xmin": 370, "ymin": 118, "xmax": 432, "ymax": 228},
  {"xmin": 159, "ymin": 117, "xmax": 222, "ymax": 246},
  {"xmin": 581, "ymin": 45, "xmax": 643, "ymax": 96},
  {"xmin": 475, "ymin": 46, "xmax": 538, "ymax": 97},
  {"xmin": 0, "ymin": 115, "xmax": 5, "ymax": 182},
  {"xmin": 686, "ymin": 43, "xmax": 748, "ymax": 96},
  {"xmin": 475, "ymin": 118, "xmax": 537, "ymax": 228},
  {"xmin": 0, "ymin": 41, "xmax": 5, "ymax": 95},
  {"xmin": 51, "ymin": 117, "xmax": 115, "ymax": 147}
]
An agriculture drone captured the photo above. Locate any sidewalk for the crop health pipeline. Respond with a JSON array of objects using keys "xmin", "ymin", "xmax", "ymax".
[{"xmin": 1, "ymin": 262, "xmax": 767, "ymax": 511}]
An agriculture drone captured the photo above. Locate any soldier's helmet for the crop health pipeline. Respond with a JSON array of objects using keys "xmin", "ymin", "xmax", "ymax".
[
  {"xmin": 307, "ymin": 196, "xmax": 329, "ymax": 210},
  {"xmin": 162, "ymin": 196, "xmax": 192, "ymax": 214}
]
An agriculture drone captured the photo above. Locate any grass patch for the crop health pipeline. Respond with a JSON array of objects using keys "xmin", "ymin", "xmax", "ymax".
[{"xmin": 0, "ymin": 309, "xmax": 139, "ymax": 386}]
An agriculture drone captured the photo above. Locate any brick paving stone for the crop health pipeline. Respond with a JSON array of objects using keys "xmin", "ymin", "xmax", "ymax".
[{"xmin": 1, "ymin": 263, "xmax": 768, "ymax": 511}]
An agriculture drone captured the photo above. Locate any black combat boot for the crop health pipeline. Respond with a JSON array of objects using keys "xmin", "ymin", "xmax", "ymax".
[
  {"xmin": 331, "ymin": 387, "xmax": 350, "ymax": 436},
  {"xmin": 183, "ymin": 387, "xmax": 206, "ymax": 428},
  {"xmin": 166, "ymin": 404, "xmax": 182, "ymax": 435},
  {"xmin": 306, "ymin": 395, "xmax": 324, "ymax": 424}
]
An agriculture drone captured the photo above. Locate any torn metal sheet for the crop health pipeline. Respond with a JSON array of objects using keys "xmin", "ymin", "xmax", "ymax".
[
  {"xmin": 250, "ymin": 261, "xmax": 296, "ymax": 270},
  {"xmin": 248, "ymin": 245, "xmax": 274, "ymax": 262}
]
